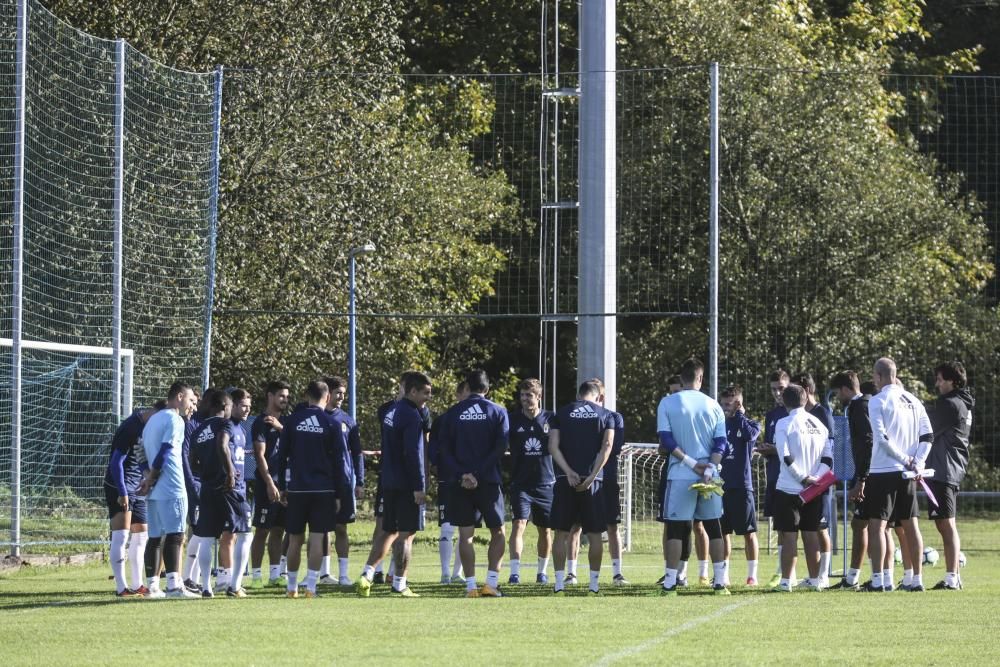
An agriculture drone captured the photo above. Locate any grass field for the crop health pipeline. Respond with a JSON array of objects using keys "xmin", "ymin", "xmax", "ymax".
[{"xmin": 2, "ymin": 520, "xmax": 1000, "ymax": 666}]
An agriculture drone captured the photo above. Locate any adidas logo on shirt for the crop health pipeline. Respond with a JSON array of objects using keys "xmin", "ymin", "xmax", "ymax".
[
  {"xmin": 459, "ymin": 404, "xmax": 489, "ymax": 421},
  {"xmin": 524, "ymin": 437, "xmax": 543, "ymax": 453},
  {"xmin": 569, "ymin": 404, "xmax": 599, "ymax": 419},
  {"xmin": 383, "ymin": 409, "xmax": 395, "ymax": 427},
  {"xmin": 196, "ymin": 428, "xmax": 214, "ymax": 444},
  {"xmin": 297, "ymin": 415, "xmax": 325, "ymax": 434}
]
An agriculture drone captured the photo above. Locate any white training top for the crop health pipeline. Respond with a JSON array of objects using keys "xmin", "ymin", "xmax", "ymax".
[
  {"xmin": 774, "ymin": 407, "xmax": 832, "ymax": 494},
  {"xmin": 867, "ymin": 383, "xmax": 933, "ymax": 474}
]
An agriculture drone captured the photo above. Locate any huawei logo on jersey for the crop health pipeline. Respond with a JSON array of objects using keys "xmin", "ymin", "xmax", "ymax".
[{"xmin": 524, "ymin": 437, "xmax": 543, "ymax": 453}]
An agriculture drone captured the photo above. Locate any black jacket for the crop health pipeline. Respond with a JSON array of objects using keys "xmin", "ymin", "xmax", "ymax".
[
  {"xmin": 927, "ymin": 388, "xmax": 974, "ymax": 486},
  {"xmin": 846, "ymin": 393, "xmax": 873, "ymax": 486}
]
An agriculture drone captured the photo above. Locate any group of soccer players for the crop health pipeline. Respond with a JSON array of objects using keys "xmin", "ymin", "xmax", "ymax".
[{"xmin": 104, "ymin": 354, "xmax": 971, "ymax": 598}]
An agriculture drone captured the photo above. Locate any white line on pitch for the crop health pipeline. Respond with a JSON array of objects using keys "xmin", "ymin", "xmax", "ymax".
[{"xmin": 591, "ymin": 596, "xmax": 762, "ymax": 667}]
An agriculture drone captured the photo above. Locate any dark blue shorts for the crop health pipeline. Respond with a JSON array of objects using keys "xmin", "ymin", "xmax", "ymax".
[
  {"xmin": 603, "ymin": 481, "xmax": 622, "ymax": 525},
  {"xmin": 510, "ymin": 484, "xmax": 554, "ymax": 527},
  {"xmin": 438, "ymin": 481, "xmax": 482, "ymax": 527},
  {"xmin": 195, "ymin": 489, "xmax": 252, "ymax": 538},
  {"xmin": 104, "ymin": 485, "xmax": 147, "ymax": 524},
  {"xmin": 447, "ymin": 482, "xmax": 504, "ymax": 529},
  {"xmin": 285, "ymin": 492, "xmax": 337, "ymax": 535},
  {"xmin": 187, "ymin": 486, "xmax": 201, "ymax": 527},
  {"xmin": 721, "ymin": 488, "xmax": 757, "ymax": 535},
  {"xmin": 381, "ymin": 488, "xmax": 425, "ymax": 533},
  {"xmin": 335, "ymin": 487, "xmax": 357, "ymax": 525},
  {"xmin": 763, "ymin": 479, "xmax": 778, "ymax": 518},
  {"xmin": 251, "ymin": 479, "xmax": 285, "ymax": 529},
  {"xmin": 550, "ymin": 478, "xmax": 605, "ymax": 534}
]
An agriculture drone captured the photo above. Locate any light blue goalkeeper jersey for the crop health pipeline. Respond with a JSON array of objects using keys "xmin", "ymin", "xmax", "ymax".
[{"xmin": 656, "ymin": 389, "xmax": 726, "ymax": 482}]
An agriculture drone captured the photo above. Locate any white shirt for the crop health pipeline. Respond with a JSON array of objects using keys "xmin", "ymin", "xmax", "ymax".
[
  {"xmin": 867, "ymin": 384, "xmax": 933, "ymax": 474},
  {"xmin": 775, "ymin": 407, "xmax": 832, "ymax": 494}
]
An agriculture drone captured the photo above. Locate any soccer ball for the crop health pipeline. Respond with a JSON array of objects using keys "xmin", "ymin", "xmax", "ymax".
[
  {"xmin": 893, "ymin": 547, "xmax": 903, "ymax": 565},
  {"xmin": 959, "ymin": 551, "xmax": 967, "ymax": 568},
  {"xmin": 922, "ymin": 547, "xmax": 940, "ymax": 566}
]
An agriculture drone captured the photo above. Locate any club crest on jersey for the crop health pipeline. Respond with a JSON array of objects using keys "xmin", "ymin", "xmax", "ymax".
[
  {"xmin": 383, "ymin": 409, "xmax": 395, "ymax": 427},
  {"xmin": 297, "ymin": 415, "xmax": 325, "ymax": 433},
  {"xmin": 342, "ymin": 422, "xmax": 349, "ymax": 433},
  {"xmin": 524, "ymin": 437, "xmax": 543, "ymax": 453},
  {"xmin": 459, "ymin": 404, "xmax": 488, "ymax": 421},
  {"xmin": 543, "ymin": 423, "xmax": 550, "ymax": 434},
  {"xmin": 569, "ymin": 404, "xmax": 599, "ymax": 419}
]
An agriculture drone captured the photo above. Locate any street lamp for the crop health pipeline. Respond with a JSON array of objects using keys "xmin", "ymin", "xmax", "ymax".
[{"xmin": 348, "ymin": 242, "xmax": 376, "ymax": 420}]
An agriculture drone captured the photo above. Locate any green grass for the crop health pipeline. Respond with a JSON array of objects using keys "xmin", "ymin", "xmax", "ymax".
[{"xmin": 2, "ymin": 520, "xmax": 1000, "ymax": 665}]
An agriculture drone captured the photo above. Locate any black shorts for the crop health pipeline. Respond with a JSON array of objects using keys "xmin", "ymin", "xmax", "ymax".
[
  {"xmin": 550, "ymin": 478, "xmax": 605, "ymax": 534},
  {"xmin": 772, "ymin": 490, "xmax": 823, "ymax": 533},
  {"xmin": 510, "ymin": 484, "xmax": 554, "ymax": 527},
  {"xmin": 285, "ymin": 492, "xmax": 337, "ymax": 535},
  {"xmin": 186, "ymin": 488, "xmax": 200, "ymax": 527},
  {"xmin": 447, "ymin": 482, "xmax": 504, "ymax": 529},
  {"xmin": 374, "ymin": 478, "xmax": 385, "ymax": 518},
  {"xmin": 721, "ymin": 488, "xmax": 757, "ymax": 535},
  {"xmin": 104, "ymin": 486, "xmax": 147, "ymax": 525},
  {"xmin": 381, "ymin": 488, "xmax": 425, "ymax": 534},
  {"xmin": 602, "ymin": 481, "xmax": 622, "ymax": 525},
  {"xmin": 926, "ymin": 480, "xmax": 958, "ymax": 520},
  {"xmin": 763, "ymin": 479, "xmax": 778, "ymax": 519},
  {"xmin": 195, "ymin": 489, "xmax": 252, "ymax": 538},
  {"xmin": 863, "ymin": 472, "xmax": 917, "ymax": 522}
]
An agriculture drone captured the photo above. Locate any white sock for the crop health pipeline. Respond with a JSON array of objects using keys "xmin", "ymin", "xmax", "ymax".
[
  {"xmin": 216, "ymin": 567, "xmax": 230, "ymax": 589},
  {"xmin": 713, "ymin": 561, "xmax": 726, "ymax": 587},
  {"xmin": 439, "ymin": 523, "xmax": 455, "ymax": 577},
  {"xmin": 554, "ymin": 570, "xmax": 565, "ymax": 591},
  {"xmin": 945, "ymin": 571, "xmax": 958, "ymax": 587},
  {"xmin": 722, "ymin": 559, "xmax": 730, "ymax": 585},
  {"xmin": 269, "ymin": 565, "xmax": 281, "ymax": 581},
  {"xmin": 747, "ymin": 560, "xmax": 758, "ymax": 581},
  {"xmin": 305, "ymin": 569, "xmax": 319, "ymax": 593},
  {"xmin": 846, "ymin": 568, "xmax": 860, "ymax": 585},
  {"xmin": 486, "ymin": 570, "xmax": 499, "ymax": 588},
  {"xmin": 612, "ymin": 559, "xmax": 622, "ymax": 577},
  {"xmin": 779, "ymin": 577, "xmax": 790, "ymax": 589},
  {"xmin": 912, "ymin": 572, "xmax": 923, "ymax": 588},
  {"xmin": 338, "ymin": 558, "xmax": 349, "ymax": 580},
  {"xmin": 903, "ymin": 568, "xmax": 914, "ymax": 586},
  {"xmin": 698, "ymin": 560, "xmax": 709, "ymax": 578},
  {"xmin": 466, "ymin": 576, "xmax": 478, "ymax": 592},
  {"xmin": 231, "ymin": 533, "xmax": 252, "ymax": 590},
  {"xmin": 183, "ymin": 536, "xmax": 201, "ymax": 580},
  {"xmin": 819, "ymin": 552, "xmax": 831, "ymax": 580},
  {"xmin": 110, "ymin": 529, "xmax": 129, "ymax": 593},
  {"xmin": 287, "ymin": 571, "xmax": 298, "ymax": 592},
  {"xmin": 166, "ymin": 572, "xmax": 181, "ymax": 590},
  {"xmin": 871, "ymin": 571, "xmax": 883, "ymax": 589},
  {"xmin": 510, "ymin": 559, "xmax": 521, "ymax": 577},
  {"xmin": 127, "ymin": 531, "xmax": 147, "ymax": 590},
  {"xmin": 589, "ymin": 570, "xmax": 600, "ymax": 592},
  {"xmin": 147, "ymin": 574, "xmax": 160, "ymax": 590},
  {"xmin": 394, "ymin": 575, "xmax": 407, "ymax": 592},
  {"xmin": 199, "ymin": 539, "xmax": 214, "ymax": 592},
  {"xmin": 279, "ymin": 555, "xmax": 288, "ymax": 574},
  {"xmin": 567, "ymin": 559, "xmax": 577, "ymax": 577},
  {"xmin": 882, "ymin": 568, "xmax": 891, "ymax": 585},
  {"xmin": 663, "ymin": 568, "xmax": 678, "ymax": 589},
  {"xmin": 320, "ymin": 555, "xmax": 331, "ymax": 578},
  {"xmin": 775, "ymin": 546, "xmax": 783, "ymax": 575},
  {"xmin": 537, "ymin": 557, "xmax": 549, "ymax": 576},
  {"xmin": 252, "ymin": 567, "xmax": 262, "ymax": 581},
  {"xmin": 374, "ymin": 561, "xmax": 384, "ymax": 575},
  {"xmin": 678, "ymin": 560, "xmax": 688, "ymax": 580},
  {"xmin": 362, "ymin": 564, "xmax": 375, "ymax": 580}
]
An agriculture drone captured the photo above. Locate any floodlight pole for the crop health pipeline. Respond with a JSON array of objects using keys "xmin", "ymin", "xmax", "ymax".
[
  {"xmin": 577, "ymin": 0, "xmax": 617, "ymax": 409},
  {"xmin": 348, "ymin": 243, "xmax": 376, "ymax": 420},
  {"xmin": 708, "ymin": 62, "xmax": 720, "ymax": 399},
  {"xmin": 113, "ymin": 39, "xmax": 125, "ymax": 419}
]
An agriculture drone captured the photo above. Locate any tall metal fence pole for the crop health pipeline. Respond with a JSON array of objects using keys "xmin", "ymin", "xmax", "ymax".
[
  {"xmin": 202, "ymin": 65, "xmax": 223, "ymax": 391},
  {"xmin": 9, "ymin": 0, "xmax": 27, "ymax": 558},
  {"xmin": 577, "ymin": 0, "xmax": 617, "ymax": 409},
  {"xmin": 708, "ymin": 62, "xmax": 720, "ymax": 399},
  {"xmin": 112, "ymin": 39, "xmax": 124, "ymax": 419}
]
